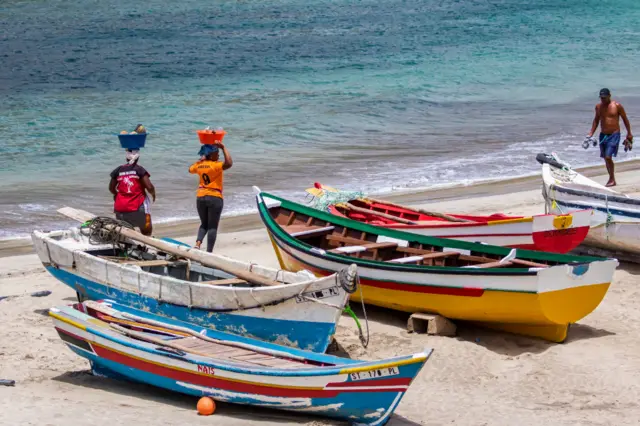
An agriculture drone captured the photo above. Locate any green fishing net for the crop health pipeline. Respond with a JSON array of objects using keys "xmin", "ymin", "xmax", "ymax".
[{"xmin": 308, "ymin": 188, "xmax": 366, "ymax": 211}]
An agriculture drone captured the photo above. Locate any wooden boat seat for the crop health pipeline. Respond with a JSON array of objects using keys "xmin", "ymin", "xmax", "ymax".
[
  {"xmin": 169, "ymin": 336, "xmax": 310, "ymax": 369},
  {"xmin": 198, "ymin": 278, "xmax": 248, "ymax": 286},
  {"xmin": 388, "ymin": 251, "xmax": 459, "ymax": 264},
  {"xmin": 511, "ymin": 259, "xmax": 548, "ymax": 268},
  {"xmin": 328, "ymin": 242, "xmax": 398, "ymax": 254},
  {"xmin": 466, "ymin": 261, "xmax": 514, "ymax": 269},
  {"xmin": 285, "ymin": 225, "xmax": 335, "ymax": 239}
]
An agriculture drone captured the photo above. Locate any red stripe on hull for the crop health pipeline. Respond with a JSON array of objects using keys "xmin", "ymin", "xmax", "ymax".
[
  {"xmin": 277, "ymin": 246, "xmax": 485, "ymax": 297},
  {"xmin": 360, "ymin": 278, "xmax": 485, "ymax": 297},
  {"xmin": 91, "ymin": 343, "xmax": 407, "ymax": 397},
  {"xmin": 92, "ymin": 344, "xmax": 336, "ymax": 397}
]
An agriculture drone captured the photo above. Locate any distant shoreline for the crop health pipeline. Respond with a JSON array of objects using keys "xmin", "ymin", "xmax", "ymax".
[{"xmin": 3, "ymin": 158, "xmax": 640, "ymax": 258}]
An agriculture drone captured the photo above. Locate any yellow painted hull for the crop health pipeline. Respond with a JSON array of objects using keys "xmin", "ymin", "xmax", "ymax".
[{"xmin": 269, "ymin": 236, "xmax": 610, "ymax": 343}]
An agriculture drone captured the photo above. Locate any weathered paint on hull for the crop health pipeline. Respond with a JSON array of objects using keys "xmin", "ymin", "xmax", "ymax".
[
  {"xmin": 270, "ymin": 235, "xmax": 610, "ymax": 343},
  {"xmin": 52, "ymin": 304, "xmax": 430, "ymax": 426},
  {"xmin": 46, "ymin": 266, "xmax": 337, "ymax": 352}
]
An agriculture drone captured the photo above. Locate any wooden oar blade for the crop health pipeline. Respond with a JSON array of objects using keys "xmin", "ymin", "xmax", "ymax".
[{"xmin": 57, "ymin": 207, "xmax": 96, "ymax": 223}]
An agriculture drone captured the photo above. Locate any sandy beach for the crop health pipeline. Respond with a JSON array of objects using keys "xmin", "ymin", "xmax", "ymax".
[{"xmin": 3, "ymin": 167, "xmax": 640, "ymax": 425}]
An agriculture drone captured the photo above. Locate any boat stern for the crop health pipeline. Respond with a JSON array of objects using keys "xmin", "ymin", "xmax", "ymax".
[
  {"xmin": 530, "ymin": 210, "xmax": 592, "ymax": 253},
  {"xmin": 535, "ymin": 259, "xmax": 617, "ymax": 326}
]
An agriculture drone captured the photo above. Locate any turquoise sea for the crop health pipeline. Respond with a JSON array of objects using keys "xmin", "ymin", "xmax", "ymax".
[{"xmin": 1, "ymin": 0, "xmax": 639, "ymax": 238}]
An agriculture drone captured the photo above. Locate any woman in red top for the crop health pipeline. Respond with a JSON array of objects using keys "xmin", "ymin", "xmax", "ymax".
[
  {"xmin": 109, "ymin": 150, "xmax": 156, "ymax": 235},
  {"xmin": 189, "ymin": 144, "xmax": 232, "ymax": 251}
]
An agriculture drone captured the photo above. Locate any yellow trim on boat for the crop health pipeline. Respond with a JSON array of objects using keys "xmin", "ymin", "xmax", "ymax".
[
  {"xmin": 50, "ymin": 311, "xmax": 87, "ymax": 331},
  {"xmin": 339, "ymin": 355, "xmax": 428, "ymax": 375},
  {"xmin": 486, "ymin": 216, "xmax": 533, "ymax": 225},
  {"xmin": 273, "ymin": 246, "xmax": 611, "ymax": 343}
]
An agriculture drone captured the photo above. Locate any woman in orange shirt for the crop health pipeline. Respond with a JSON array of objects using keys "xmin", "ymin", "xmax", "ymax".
[{"xmin": 188, "ymin": 143, "xmax": 233, "ymax": 252}]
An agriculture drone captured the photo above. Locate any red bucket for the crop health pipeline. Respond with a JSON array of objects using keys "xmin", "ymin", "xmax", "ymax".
[{"xmin": 197, "ymin": 129, "xmax": 226, "ymax": 144}]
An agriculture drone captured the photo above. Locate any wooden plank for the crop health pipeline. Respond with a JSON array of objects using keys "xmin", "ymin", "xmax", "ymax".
[
  {"xmin": 459, "ymin": 254, "xmax": 499, "ymax": 263},
  {"xmin": 327, "ymin": 241, "xmax": 398, "ymax": 254},
  {"xmin": 285, "ymin": 211, "xmax": 296, "ymax": 226},
  {"xmin": 198, "ymin": 278, "xmax": 248, "ymax": 286},
  {"xmin": 388, "ymin": 251, "xmax": 458, "ymax": 264},
  {"xmin": 120, "ymin": 259, "xmax": 170, "ymax": 267},
  {"xmin": 326, "ymin": 234, "xmax": 374, "ymax": 246},
  {"xmin": 395, "ymin": 246, "xmax": 434, "ymax": 255},
  {"xmin": 57, "ymin": 207, "xmax": 282, "ymax": 287},
  {"xmin": 511, "ymin": 259, "xmax": 548, "ymax": 268},
  {"xmin": 288, "ymin": 225, "xmax": 335, "ymax": 238},
  {"xmin": 471, "ymin": 261, "xmax": 513, "ymax": 269}
]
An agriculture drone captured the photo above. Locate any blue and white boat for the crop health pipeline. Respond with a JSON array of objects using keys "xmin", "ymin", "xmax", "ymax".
[
  {"xmin": 540, "ymin": 153, "xmax": 640, "ymax": 255},
  {"xmin": 32, "ymin": 228, "xmax": 354, "ymax": 352},
  {"xmin": 50, "ymin": 300, "xmax": 432, "ymax": 426}
]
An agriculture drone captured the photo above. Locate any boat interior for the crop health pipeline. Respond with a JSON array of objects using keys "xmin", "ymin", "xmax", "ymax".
[
  {"xmin": 333, "ymin": 199, "xmax": 517, "ymax": 225},
  {"xmin": 48, "ymin": 230, "xmax": 262, "ymax": 288},
  {"xmin": 270, "ymin": 206, "xmax": 556, "ymax": 269},
  {"xmin": 79, "ymin": 302, "xmax": 335, "ymax": 369}
]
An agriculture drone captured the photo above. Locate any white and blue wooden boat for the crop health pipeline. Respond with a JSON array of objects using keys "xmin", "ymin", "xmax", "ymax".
[
  {"xmin": 32, "ymin": 227, "xmax": 355, "ymax": 352},
  {"xmin": 539, "ymin": 153, "xmax": 640, "ymax": 255},
  {"xmin": 50, "ymin": 300, "xmax": 432, "ymax": 425}
]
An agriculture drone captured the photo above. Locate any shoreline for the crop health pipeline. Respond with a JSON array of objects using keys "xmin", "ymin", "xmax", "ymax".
[{"xmin": 3, "ymin": 158, "xmax": 640, "ymax": 258}]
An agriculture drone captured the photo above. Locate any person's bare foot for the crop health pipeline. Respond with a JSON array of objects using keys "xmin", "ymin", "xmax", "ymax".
[
  {"xmin": 194, "ymin": 241, "xmax": 202, "ymax": 250},
  {"xmin": 605, "ymin": 180, "xmax": 617, "ymax": 187}
]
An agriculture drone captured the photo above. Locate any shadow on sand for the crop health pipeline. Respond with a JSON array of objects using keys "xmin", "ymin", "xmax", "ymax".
[
  {"xmin": 52, "ymin": 370, "xmax": 422, "ymax": 425},
  {"xmin": 345, "ymin": 303, "xmax": 614, "ymax": 356},
  {"xmin": 53, "ymin": 369, "xmax": 343, "ymax": 424}
]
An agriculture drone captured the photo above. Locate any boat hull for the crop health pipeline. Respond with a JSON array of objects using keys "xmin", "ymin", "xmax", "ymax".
[
  {"xmin": 269, "ymin": 234, "xmax": 611, "ymax": 342},
  {"xmin": 330, "ymin": 206, "xmax": 592, "ymax": 254},
  {"xmin": 51, "ymin": 303, "xmax": 430, "ymax": 425},
  {"xmin": 32, "ymin": 230, "xmax": 348, "ymax": 352},
  {"xmin": 257, "ymin": 191, "xmax": 617, "ymax": 343},
  {"xmin": 542, "ymin": 162, "xmax": 640, "ymax": 254}
]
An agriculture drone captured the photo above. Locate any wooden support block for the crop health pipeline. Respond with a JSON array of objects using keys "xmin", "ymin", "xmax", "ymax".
[{"xmin": 407, "ymin": 313, "xmax": 457, "ymax": 336}]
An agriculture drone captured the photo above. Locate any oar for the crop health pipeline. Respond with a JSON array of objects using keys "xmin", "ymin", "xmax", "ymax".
[
  {"xmin": 57, "ymin": 207, "xmax": 282, "ymax": 287},
  {"xmin": 311, "ymin": 182, "xmax": 471, "ymax": 223},
  {"xmin": 342, "ymin": 202, "xmax": 418, "ymax": 225},
  {"xmin": 362, "ymin": 198, "xmax": 471, "ymax": 223}
]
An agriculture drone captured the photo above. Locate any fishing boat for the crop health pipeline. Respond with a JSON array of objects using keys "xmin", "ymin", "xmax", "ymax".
[
  {"xmin": 32, "ymin": 210, "xmax": 358, "ymax": 353},
  {"xmin": 255, "ymin": 188, "xmax": 618, "ymax": 342},
  {"xmin": 306, "ymin": 183, "xmax": 591, "ymax": 254},
  {"xmin": 539, "ymin": 153, "xmax": 640, "ymax": 255},
  {"xmin": 51, "ymin": 300, "xmax": 431, "ymax": 425}
]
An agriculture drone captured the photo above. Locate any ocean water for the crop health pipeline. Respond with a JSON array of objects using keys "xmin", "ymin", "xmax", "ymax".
[{"xmin": 1, "ymin": 0, "xmax": 640, "ymax": 238}]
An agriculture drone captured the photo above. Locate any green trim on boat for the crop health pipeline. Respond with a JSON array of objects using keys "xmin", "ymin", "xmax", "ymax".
[{"xmin": 259, "ymin": 191, "xmax": 607, "ymax": 267}]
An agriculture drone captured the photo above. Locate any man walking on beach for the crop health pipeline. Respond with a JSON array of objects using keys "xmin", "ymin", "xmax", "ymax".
[{"xmin": 587, "ymin": 88, "xmax": 633, "ymax": 187}]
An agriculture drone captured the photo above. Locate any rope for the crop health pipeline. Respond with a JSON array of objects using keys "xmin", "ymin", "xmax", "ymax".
[
  {"xmin": 347, "ymin": 273, "xmax": 369, "ymax": 348},
  {"xmin": 81, "ymin": 216, "xmax": 134, "ymax": 253}
]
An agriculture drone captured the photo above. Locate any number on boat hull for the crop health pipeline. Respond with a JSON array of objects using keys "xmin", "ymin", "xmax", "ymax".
[{"xmin": 350, "ymin": 367, "xmax": 399, "ymax": 381}]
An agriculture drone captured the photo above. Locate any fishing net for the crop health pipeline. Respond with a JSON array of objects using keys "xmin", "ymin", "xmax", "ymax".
[{"xmin": 307, "ymin": 188, "xmax": 366, "ymax": 211}]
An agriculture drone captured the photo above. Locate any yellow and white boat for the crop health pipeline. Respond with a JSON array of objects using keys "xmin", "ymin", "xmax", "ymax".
[{"xmin": 255, "ymin": 189, "xmax": 618, "ymax": 342}]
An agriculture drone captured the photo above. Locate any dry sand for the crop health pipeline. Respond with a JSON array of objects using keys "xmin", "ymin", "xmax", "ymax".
[{"xmin": 2, "ymin": 167, "xmax": 640, "ymax": 425}]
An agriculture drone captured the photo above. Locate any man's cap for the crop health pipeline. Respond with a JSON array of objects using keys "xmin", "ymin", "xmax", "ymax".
[{"xmin": 600, "ymin": 88, "xmax": 611, "ymax": 97}]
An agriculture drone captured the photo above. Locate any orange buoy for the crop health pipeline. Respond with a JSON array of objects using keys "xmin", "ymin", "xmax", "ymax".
[{"xmin": 197, "ymin": 397, "xmax": 216, "ymax": 416}]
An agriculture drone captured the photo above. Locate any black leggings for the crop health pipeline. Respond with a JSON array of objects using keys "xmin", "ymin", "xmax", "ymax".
[{"xmin": 196, "ymin": 196, "xmax": 224, "ymax": 252}]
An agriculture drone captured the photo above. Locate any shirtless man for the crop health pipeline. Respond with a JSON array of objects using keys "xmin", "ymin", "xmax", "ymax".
[{"xmin": 587, "ymin": 88, "xmax": 633, "ymax": 187}]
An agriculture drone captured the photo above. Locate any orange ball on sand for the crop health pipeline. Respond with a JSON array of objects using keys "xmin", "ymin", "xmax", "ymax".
[{"xmin": 197, "ymin": 397, "xmax": 216, "ymax": 415}]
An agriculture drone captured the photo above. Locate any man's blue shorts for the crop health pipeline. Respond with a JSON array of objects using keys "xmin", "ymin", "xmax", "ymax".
[{"xmin": 600, "ymin": 132, "xmax": 621, "ymax": 158}]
